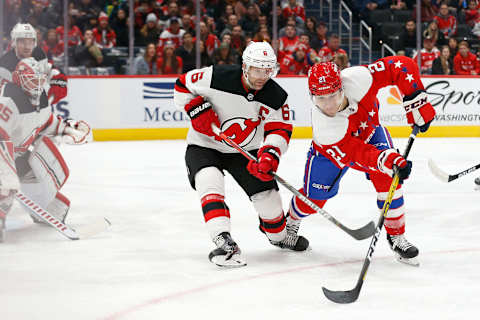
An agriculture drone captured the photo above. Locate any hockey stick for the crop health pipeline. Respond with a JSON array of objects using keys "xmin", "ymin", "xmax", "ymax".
[
  {"xmin": 428, "ymin": 159, "xmax": 480, "ymax": 183},
  {"xmin": 16, "ymin": 193, "xmax": 111, "ymax": 240},
  {"xmin": 212, "ymin": 125, "xmax": 375, "ymax": 240},
  {"xmin": 322, "ymin": 126, "xmax": 420, "ymax": 304}
]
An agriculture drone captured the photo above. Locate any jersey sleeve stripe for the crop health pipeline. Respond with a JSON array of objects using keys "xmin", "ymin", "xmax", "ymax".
[
  {"xmin": 175, "ymin": 77, "xmax": 191, "ymax": 93},
  {"xmin": 0, "ymin": 127, "xmax": 10, "ymax": 140}
]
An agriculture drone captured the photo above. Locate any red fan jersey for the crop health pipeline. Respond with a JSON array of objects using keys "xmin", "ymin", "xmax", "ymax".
[
  {"xmin": 412, "ymin": 48, "xmax": 440, "ymax": 73},
  {"xmin": 433, "ymin": 15, "xmax": 457, "ymax": 37},
  {"xmin": 282, "ymin": 4, "xmax": 306, "ymax": 22},
  {"xmin": 453, "ymin": 52, "xmax": 480, "ymax": 75},
  {"xmin": 317, "ymin": 46, "xmax": 347, "ymax": 63},
  {"xmin": 92, "ymin": 28, "xmax": 117, "ymax": 48}
]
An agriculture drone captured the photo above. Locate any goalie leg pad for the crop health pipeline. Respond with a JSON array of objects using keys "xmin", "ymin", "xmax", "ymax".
[
  {"xmin": 196, "ymin": 167, "xmax": 231, "ymax": 239},
  {"xmin": 0, "ymin": 141, "xmax": 20, "ymax": 192},
  {"xmin": 251, "ymin": 189, "xmax": 286, "ymax": 242},
  {"xmin": 21, "ymin": 136, "xmax": 69, "ymax": 209}
]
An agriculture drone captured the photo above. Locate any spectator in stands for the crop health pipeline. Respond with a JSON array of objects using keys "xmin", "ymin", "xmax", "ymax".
[
  {"xmin": 158, "ymin": 17, "xmax": 185, "ymax": 52},
  {"xmin": 253, "ymin": 25, "xmax": 272, "ymax": 43},
  {"xmin": 412, "ymin": 0, "xmax": 439, "ymax": 22},
  {"xmin": 206, "ymin": 16, "xmax": 218, "ymax": 35},
  {"xmin": 240, "ymin": 4, "xmax": 260, "ymax": 36},
  {"xmin": 432, "ymin": 45, "xmax": 454, "ymax": 74},
  {"xmin": 318, "ymin": 34, "xmax": 347, "ymax": 63},
  {"xmin": 305, "ymin": 17, "xmax": 318, "ymax": 41},
  {"xmin": 216, "ymin": 4, "xmax": 235, "ymax": 37},
  {"xmin": 453, "ymin": 40, "xmax": 480, "ymax": 74},
  {"xmin": 278, "ymin": 24, "xmax": 300, "ymax": 60},
  {"xmin": 279, "ymin": 49, "xmax": 309, "ymax": 75},
  {"xmin": 355, "ymin": 0, "xmax": 388, "ymax": 22},
  {"xmin": 110, "ymin": 8, "xmax": 129, "ymax": 47},
  {"xmin": 84, "ymin": 13, "xmax": 99, "ymax": 31},
  {"xmin": 56, "ymin": 15, "xmax": 84, "ymax": 48},
  {"xmin": 412, "ymin": 37, "xmax": 440, "ymax": 74},
  {"xmin": 93, "ymin": 12, "xmax": 117, "ymax": 48},
  {"xmin": 135, "ymin": 0, "xmax": 154, "ymax": 29},
  {"xmin": 175, "ymin": 32, "xmax": 196, "ymax": 73},
  {"xmin": 235, "ymin": 0, "xmax": 260, "ymax": 20},
  {"xmin": 310, "ymin": 20, "xmax": 328, "ymax": 52},
  {"xmin": 213, "ymin": 42, "xmax": 237, "ymax": 65},
  {"xmin": 181, "ymin": 14, "xmax": 194, "ymax": 34},
  {"xmin": 76, "ymin": 0, "xmax": 102, "ymax": 31},
  {"xmin": 230, "ymin": 25, "xmax": 246, "ymax": 55},
  {"xmin": 200, "ymin": 21, "xmax": 220, "ymax": 58},
  {"xmin": 396, "ymin": 19, "xmax": 417, "ymax": 55},
  {"xmin": 389, "ymin": 0, "xmax": 408, "ymax": 10},
  {"xmin": 465, "ymin": 0, "xmax": 480, "ymax": 27},
  {"xmin": 140, "ymin": 13, "xmax": 161, "ymax": 47},
  {"xmin": 448, "ymin": 36, "xmax": 459, "ymax": 56},
  {"xmin": 161, "ymin": 0, "xmax": 180, "ymax": 22},
  {"xmin": 42, "ymin": 28, "xmax": 63, "ymax": 59},
  {"xmin": 28, "ymin": 1, "xmax": 57, "ymax": 30},
  {"xmin": 333, "ymin": 52, "xmax": 350, "ymax": 70},
  {"xmin": 282, "ymin": 0, "xmax": 306, "ymax": 25},
  {"xmin": 434, "ymin": 3, "xmax": 458, "ymax": 38},
  {"xmin": 199, "ymin": 40, "xmax": 213, "ymax": 67},
  {"xmin": 73, "ymin": 29, "xmax": 104, "ymax": 68},
  {"xmin": 157, "ymin": 40, "xmax": 183, "ymax": 74},
  {"xmin": 279, "ymin": 16, "xmax": 304, "ymax": 38},
  {"xmin": 221, "ymin": 14, "xmax": 240, "ymax": 39},
  {"xmin": 132, "ymin": 42, "xmax": 158, "ymax": 74},
  {"xmin": 424, "ymin": 20, "xmax": 447, "ymax": 46}
]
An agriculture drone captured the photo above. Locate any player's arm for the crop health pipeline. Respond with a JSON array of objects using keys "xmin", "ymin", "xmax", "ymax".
[
  {"xmin": 247, "ymin": 97, "xmax": 292, "ymax": 182},
  {"xmin": 173, "ymin": 67, "xmax": 219, "ymax": 137},
  {"xmin": 370, "ymin": 56, "xmax": 436, "ymax": 132}
]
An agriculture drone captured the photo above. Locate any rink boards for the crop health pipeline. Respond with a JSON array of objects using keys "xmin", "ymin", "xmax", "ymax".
[{"xmin": 59, "ymin": 74, "xmax": 480, "ymax": 141}]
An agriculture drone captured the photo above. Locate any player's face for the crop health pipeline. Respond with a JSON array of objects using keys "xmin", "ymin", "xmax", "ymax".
[
  {"xmin": 15, "ymin": 38, "xmax": 35, "ymax": 59},
  {"xmin": 246, "ymin": 66, "xmax": 274, "ymax": 90},
  {"xmin": 312, "ymin": 89, "xmax": 344, "ymax": 117}
]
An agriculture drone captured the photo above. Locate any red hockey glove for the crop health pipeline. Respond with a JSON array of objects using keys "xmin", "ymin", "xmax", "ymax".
[
  {"xmin": 377, "ymin": 149, "xmax": 412, "ymax": 183},
  {"xmin": 48, "ymin": 72, "xmax": 68, "ymax": 105},
  {"xmin": 247, "ymin": 146, "xmax": 280, "ymax": 182},
  {"xmin": 403, "ymin": 90, "xmax": 435, "ymax": 133},
  {"xmin": 184, "ymin": 96, "xmax": 220, "ymax": 137}
]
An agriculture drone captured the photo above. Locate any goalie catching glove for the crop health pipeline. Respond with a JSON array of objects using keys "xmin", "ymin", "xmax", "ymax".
[
  {"xmin": 377, "ymin": 149, "xmax": 412, "ymax": 183},
  {"xmin": 184, "ymin": 96, "xmax": 220, "ymax": 137},
  {"xmin": 247, "ymin": 146, "xmax": 280, "ymax": 182},
  {"xmin": 56, "ymin": 118, "xmax": 93, "ymax": 144},
  {"xmin": 403, "ymin": 90, "xmax": 435, "ymax": 133}
]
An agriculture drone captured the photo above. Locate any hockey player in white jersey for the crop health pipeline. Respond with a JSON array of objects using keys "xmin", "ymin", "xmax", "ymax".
[
  {"xmin": 174, "ymin": 41, "xmax": 308, "ymax": 267},
  {"xmin": 0, "ymin": 23, "xmax": 68, "ymax": 105},
  {"xmin": 0, "ymin": 58, "xmax": 92, "ymax": 242}
]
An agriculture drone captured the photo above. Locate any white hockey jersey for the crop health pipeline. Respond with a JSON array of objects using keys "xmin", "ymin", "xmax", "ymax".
[
  {"xmin": 173, "ymin": 65, "xmax": 293, "ymax": 155},
  {"xmin": 0, "ymin": 82, "xmax": 61, "ymax": 154}
]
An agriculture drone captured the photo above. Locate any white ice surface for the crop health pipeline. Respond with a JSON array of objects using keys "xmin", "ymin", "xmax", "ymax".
[{"xmin": 1, "ymin": 137, "xmax": 479, "ymax": 320}]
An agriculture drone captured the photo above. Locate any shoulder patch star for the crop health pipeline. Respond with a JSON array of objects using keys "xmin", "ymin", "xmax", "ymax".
[
  {"xmin": 360, "ymin": 121, "xmax": 368, "ymax": 129},
  {"xmin": 405, "ymin": 74, "xmax": 414, "ymax": 82},
  {"xmin": 394, "ymin": 61, "xmax": 403, "ymax": 68},
  {"xmin": 368, "ymin": 110, "xmax": 376, "ymax": 117}
]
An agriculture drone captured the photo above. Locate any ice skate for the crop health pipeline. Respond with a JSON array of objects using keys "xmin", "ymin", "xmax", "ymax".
[
  {"xmin": 268, "ymin": 216, "xmax": 310, "ymax": 251},
  {"xmin": 208, "ymin": 232, "xmax": 246, "ymax": 268},
  {"xmin": 387, "ymin": 233, "xmax": 419, "ymax": 266}
]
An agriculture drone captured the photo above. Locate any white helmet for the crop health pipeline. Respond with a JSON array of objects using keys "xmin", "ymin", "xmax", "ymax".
[
  {"xmin": 10, "ymin": 23, "xmax": 37, "ymax": 48},
  {"xmin": 12, "ymin": 58, "xmax": 48, "ymax": 105},
  {"xmin": 242, "ymin": 41, "xmax": 278, "ymax": 88}
]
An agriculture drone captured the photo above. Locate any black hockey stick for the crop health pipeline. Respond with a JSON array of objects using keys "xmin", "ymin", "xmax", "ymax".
[
  {"xmin": 322, "ymin": 126, "xmax": 420, "ymax": 304},
  {"xmin": 212, "ymin": 125, "xmax": 375, "ymax": 240},
  {"xmin": 428, "ymin": 159, "xmax": 480, "ymax": 183}
]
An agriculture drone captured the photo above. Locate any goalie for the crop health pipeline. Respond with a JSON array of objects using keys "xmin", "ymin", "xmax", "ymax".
[{"xmin": 0, "ymin": 58, "xmax": 92, "ymax": 242}]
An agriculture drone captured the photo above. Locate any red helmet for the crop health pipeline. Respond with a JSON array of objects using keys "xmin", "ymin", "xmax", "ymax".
[{"xmin": 308, "ymin": 62, "xmax": 342, "ymax": 96}]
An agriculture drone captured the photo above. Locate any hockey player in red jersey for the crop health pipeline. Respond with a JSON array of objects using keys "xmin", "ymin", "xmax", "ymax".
[
  {"xmin": 173, "ymin": 41, "xmax": 309, "ymax": 268},
  {"xmin": 289, "ymin": 57, "xmax": 435, "ymax": 265},
  {"xmin": 0, "ymin": 58, "xmax": 92, "ymax": 242}
]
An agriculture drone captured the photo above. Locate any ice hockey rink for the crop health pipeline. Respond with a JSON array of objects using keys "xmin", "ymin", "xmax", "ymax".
[{"xmin": 2, "ymin": 136, "xmax": 479, "ymax": 320}]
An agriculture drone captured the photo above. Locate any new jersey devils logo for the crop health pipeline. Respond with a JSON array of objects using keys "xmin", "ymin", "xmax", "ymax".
[{"xmin": 220, "ymin": 117, "xmax": 261, "ymax": 147}]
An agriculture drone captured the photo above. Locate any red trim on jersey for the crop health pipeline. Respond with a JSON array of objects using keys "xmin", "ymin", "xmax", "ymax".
[
  {"xmin": 55, "ymin": 192, "xmax": 71, "ymax": 206},
  {"xmin": 0, "ymin": 127, "xmax": 10, "ymax": 140},
  {"xmin": 264, "ymin": 121, "xmax": 293, "ymax": 143}
]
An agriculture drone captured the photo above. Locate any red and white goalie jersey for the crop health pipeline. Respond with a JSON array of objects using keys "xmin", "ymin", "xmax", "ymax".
[
  {"xmin": 311, "ymin": 56, "xmax": 435, "ymax": 172},
  {"xmin": 173, "ymin": 64, "xmax": 292, "ymax": 155}
]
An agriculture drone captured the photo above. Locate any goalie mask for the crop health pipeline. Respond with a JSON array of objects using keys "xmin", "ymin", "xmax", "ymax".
[
  {"xmin": 10, "ymin": 23, "xmax": 37, "ymax": 59},
  {"xmin": 308, "ymin": 62, "xmax": 344, "ymax": 117},
  {"xmin": 242, "ymin": 41, "xmax": 279, "ymax": 90},
  {"xmin": 12, "ymin": 58, "xmax": 48, "ymax": 106}
]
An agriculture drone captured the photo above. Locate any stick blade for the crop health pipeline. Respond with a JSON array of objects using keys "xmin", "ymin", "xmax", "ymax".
[
  {"xmin": 322, "ymin": 285, "xmax": 361, "ymax": 304},
  {"xmin": 427, "ymin": 159, "xmax": 450, "ymax": 183},
  {"xmin": 74, "ymin": 217, "xmax": 111, "ymax": 239},
  {"xmin": 348, "ymin": 221, "xmax": 376, "ymax": 240}
]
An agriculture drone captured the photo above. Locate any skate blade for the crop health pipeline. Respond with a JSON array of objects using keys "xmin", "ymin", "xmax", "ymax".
[
  {"xmin": 209, "ymin": 253, "xmax": 247, "ymax": 268},
  {"xmin": 395, "ymin": 254, "xmax": 420, "ymax": 267}
]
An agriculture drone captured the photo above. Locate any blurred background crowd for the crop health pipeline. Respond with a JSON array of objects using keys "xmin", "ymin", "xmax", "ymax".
[{"xmin": 1, "ymin": 0, "xmax": 479, "ymax": 76}]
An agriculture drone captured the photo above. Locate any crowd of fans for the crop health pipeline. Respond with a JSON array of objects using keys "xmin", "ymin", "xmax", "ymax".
[{"xmin": 2, "ymin": 0, "xmax": 479, "ymax": 75}]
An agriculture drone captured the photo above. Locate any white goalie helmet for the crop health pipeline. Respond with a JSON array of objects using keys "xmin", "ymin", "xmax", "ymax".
[
  {"xmin": 12, "ymin": 58, "xmax": 48, "ymax": 105},
  {"xmin": 242, "ymin": 41, "xmax": 278, "ymax": 88},
  {"xmin": 10, "ymin": 23, "xmax": 37, "ymax": 48}
]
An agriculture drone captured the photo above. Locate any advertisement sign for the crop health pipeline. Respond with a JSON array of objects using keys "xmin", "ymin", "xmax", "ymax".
[{"xmin": 60, "ymin": 75, "xmax": 480, "ymax": 140}]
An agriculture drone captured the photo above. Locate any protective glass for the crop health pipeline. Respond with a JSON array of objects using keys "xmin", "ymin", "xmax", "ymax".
[{"xmin": 311, "ymin": 89, "xmax": 344, "ymax": 117}]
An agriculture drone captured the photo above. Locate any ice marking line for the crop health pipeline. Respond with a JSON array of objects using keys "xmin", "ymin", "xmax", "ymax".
[{"xmin": 100, "ymin": 247, "xmax": 480, "ymax": 320}]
